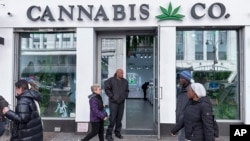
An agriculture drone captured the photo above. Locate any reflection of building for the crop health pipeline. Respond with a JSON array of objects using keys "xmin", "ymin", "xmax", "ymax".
[{"xmin": 176, "ymin": 31, "xmax": 237, "ymax": 75}]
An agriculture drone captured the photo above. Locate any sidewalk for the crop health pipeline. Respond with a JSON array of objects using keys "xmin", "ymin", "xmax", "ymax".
[{"xmin": 1, "ymin": 132, "xmax": 229, "ymax": 141}]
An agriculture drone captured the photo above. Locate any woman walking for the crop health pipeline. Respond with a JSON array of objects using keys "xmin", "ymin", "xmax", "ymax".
[
  {"xmin": 171, "ymin": 83, "xmax": 216, "ymax": 141},
  {"xmin": 80, "ymin": 84, "xmax": 108, "ymax": 141},
  {"xmin": 3, "ymin": 79, "xmax": 43, "ymax": 141}
]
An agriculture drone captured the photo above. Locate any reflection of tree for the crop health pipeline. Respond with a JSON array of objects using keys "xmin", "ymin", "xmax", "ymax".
[
  {"xmin": 21, "ymin": 61, "xmax": 35, "ymax": 77},
  {"xmin": 101, "ymin": 58, "xmax": 108, "ymax": 78},
  {"xmin": 193, "ymin": 71, "xmax": 238, "ymax": 119}
]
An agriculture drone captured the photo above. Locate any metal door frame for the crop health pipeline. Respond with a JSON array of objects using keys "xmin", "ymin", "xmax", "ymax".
[
  {"xmin": 97, "ymin": 35, "xmax": 127, "ymax": 128},
  {"xmin": 153, "ymin": 26, "xmax": 161, "ymax": 139}
]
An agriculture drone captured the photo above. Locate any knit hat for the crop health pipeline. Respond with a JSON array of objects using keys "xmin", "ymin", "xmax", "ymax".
[
  {"xmin": 190, "ymin": 83, "xmax": 206, "ymax": 98},
  {"xmin": 179, "ymin": 70, "xmax": 192, "ymax": 81}
]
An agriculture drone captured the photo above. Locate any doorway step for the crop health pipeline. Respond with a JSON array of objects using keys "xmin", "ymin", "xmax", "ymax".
[{"xmin": 121, "ymin": 129, "xmax": 155, "ymax": 135}]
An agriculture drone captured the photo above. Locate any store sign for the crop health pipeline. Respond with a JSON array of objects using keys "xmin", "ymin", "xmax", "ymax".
[
  {"xmin": 155, "ymin": 2, "xmax": 185, "ymax": 21},
  {"xmin": 26, "ymin": 2, "xmax": 230, "ymax": 22},
  {"xmin": 26, "ymin": 4, "xmax": 150, "ymax": 22},
  {"xmin": 155, "ymin": 2, "xmax": 229, "ymax": 22},
  {"xmin": 191, "ymin": 2, "xmax": 230, "ymax": 19}
]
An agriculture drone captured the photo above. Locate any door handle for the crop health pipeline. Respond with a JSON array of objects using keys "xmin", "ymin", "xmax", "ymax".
[{"xmin": 160, "ymin": 86, "xmax": 163, "ymax": 99}]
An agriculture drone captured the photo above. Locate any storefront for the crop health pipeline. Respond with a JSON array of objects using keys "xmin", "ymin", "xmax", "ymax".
[{"xmin": 1, "ymin": 0, "xmax": 250, "ymax": 138}]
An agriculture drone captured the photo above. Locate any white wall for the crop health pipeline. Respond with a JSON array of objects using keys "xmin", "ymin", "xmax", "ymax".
[
  {"xmin": 1, "ymin": 0, "xmax": 250, "ymax": 28},
  {"xmin": 75, "ymin": 28, "xmax": 94, "ymax": 122},
  {"xmin": 159, "ymin": 26, "xmax": 176, "ymax": 123},
  {"xmin": 0, "ymin": 28, "xmax": 14, "ymax": 109},
  {"xmin": 0, "ymin": 0, "xmax": 250, "ymax": 126},
  {"xmin": 244, "ymin": 26, "xmax": 250, "ymax": 124}
]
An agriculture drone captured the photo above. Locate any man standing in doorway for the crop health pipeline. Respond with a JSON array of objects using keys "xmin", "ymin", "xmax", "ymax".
[
  {"xmin": 176, "ymin": 70, "xmax": 192, "ymax": 141},
  {"xmin": 104, "ymin": 69, "xmax": 129, "ymax": 141}
]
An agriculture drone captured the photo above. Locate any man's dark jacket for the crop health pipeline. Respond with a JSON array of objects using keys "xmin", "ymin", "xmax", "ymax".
[
  {"xmin": 5, "ymin": 90, "xmax": 43, "ymax": 141},
  {"xmin": 104, "ymin": 77, "xmax": 129, "ymax": 104}
]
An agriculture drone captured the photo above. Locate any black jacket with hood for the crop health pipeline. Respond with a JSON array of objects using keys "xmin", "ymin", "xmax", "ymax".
[
  {"xmin": 171, "ymin": 97, "xmax": 215, "ymax": 141},
  {"xmin": 5, "ymin": 89, "xmax": 43, "ymax": 141}
]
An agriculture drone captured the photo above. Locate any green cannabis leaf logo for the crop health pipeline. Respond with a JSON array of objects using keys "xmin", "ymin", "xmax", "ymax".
[{"xmin": 156, "ymin": 2, "xmax": 185, "ymax": 21}]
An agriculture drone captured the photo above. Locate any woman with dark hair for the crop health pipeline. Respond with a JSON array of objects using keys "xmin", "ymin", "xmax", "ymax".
[{"xmin": 2, "ymin": 79, "xmax": 43, "ymax": 141}]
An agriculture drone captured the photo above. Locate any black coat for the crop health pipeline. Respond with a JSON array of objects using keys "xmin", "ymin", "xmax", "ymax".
[
  {"xmin": 176, "ymin": 84, "xmax": 190, "ymax": 122},
  {"xmin": 5, "ymin": 90, "xmax": 43, "ymax": 141},
  {"xmin": 171, "ymin": 97, "xmax": 215, "ymax": 141},
  {"xmin": 104, "ymin": 77, "xmax": 129, "ymax": 104}
]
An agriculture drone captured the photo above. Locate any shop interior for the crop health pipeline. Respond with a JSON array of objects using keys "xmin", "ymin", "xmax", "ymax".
[
  {"xmin": 126, "ymin": 35, "xmax": 154, "ymax": 130},
  {"xmin": 100, "ymin": 35, "xmax": 155, "ymax": 131}
]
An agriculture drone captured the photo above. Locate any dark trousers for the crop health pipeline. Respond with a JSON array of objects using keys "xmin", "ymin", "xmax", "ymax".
[
  {"xmin": 82, "ymin": 121, "xmax": 104, "ymax": 141},
  {"xmin": 0, "ymin": 121, "xmax": 5, "ymax": 136},
  {"xmin": 143, "ymin": 90, "xmax": 147, "ymax": 99},
  {"xmin": 106, "ymin": 102, "xmax": 124, "ymax": 136}
]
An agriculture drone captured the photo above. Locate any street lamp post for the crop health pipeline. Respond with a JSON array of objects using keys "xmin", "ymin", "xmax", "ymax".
[{"xmin": 206, "ymin": 39, "xmax": 223, "ymax": 80}]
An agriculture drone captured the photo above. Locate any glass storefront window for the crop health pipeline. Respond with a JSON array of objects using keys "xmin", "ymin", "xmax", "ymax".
[
  {"xmin": 195, "ymin": 31, "xmax": 203, "ymax": 60},
  {"xmin": 18, "ymin": 32, "xmax": 76, "ymax": 118},
  {"xmin": 176, "ymin": 29, "xmax": 240, "ymax": 120},
  {"xmin": 176, "ymin": 31, "xmax": 184, "ymax": 60}
]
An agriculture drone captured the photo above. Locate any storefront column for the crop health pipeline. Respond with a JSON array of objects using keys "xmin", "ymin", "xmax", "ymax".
[
  {"xmin": 75, "ymin": 28, "xmax": 95, "ymax": 122},
  {"xmin": 159, "ymin": 26, "xmax": 176, "ymax": 123},
  {"xmin": 0, "ymin": 28, "xmax": 15, "ymax": 108},
  {"xmin": 244, "ymin": 26, "xmax": 250, "ymax": 124}
]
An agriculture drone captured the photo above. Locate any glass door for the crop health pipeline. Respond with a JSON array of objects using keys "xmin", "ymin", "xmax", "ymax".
[
  {"xmin": 153, "ymin": 32, "xmax": 160, "ymax": 139},
  {"xmin": 97, "ymin": 35, "xmax": 127, "ymax": 128}
]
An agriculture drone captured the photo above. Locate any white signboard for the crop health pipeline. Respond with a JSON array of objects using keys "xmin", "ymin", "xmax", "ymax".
[{"xmin": 77, "ymin": 123, "xmax": 89, "ymax": 132}]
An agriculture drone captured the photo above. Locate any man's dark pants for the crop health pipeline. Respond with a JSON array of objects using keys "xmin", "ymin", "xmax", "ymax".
[{"xmin": 106, "ymin": 101, "xmax": 124, "ymax": 137}]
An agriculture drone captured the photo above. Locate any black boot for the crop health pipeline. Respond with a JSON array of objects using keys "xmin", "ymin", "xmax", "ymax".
[{"xmin": 105, "ymin": 135, "xmax": 114, "ymax": 141}]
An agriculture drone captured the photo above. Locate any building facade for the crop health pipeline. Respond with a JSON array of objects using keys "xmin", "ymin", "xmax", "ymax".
[{"xmin": 0, "ymin": 0, "xmax": 250, "ymax": 138}]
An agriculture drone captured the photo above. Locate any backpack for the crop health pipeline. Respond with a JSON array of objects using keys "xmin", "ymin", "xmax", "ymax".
[{"xmin": 200, "ymin": 97, "xmax": 219, "ymax": 138}]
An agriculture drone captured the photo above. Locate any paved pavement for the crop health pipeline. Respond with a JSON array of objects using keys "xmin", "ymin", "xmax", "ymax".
[{"xmin": 0, "ymin": 132, "xmax": 229, "ymax": 141}]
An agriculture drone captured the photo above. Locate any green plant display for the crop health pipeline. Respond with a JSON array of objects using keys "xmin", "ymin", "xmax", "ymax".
[
  {"xmin": 156, "ymin": 2, "xmax": 185, "ymax": 21},
  {"xmin": 39, "ymin": 87, "xmax": 50, "ymax": 116},
  {"xmin": 126, "ymin": 35, "xmax": 154, "ymax": 56},
  {"xmin": 214, "ymin": 103, "xmax": 238, "ymax": 119},
  {"xmin": 192, "ymin": 71, "xmax": 239, "ymax": 120}
]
